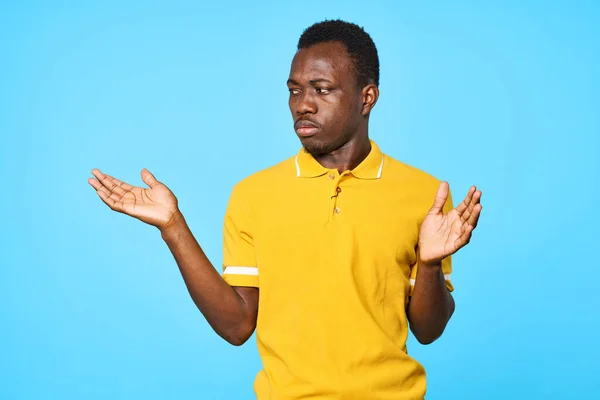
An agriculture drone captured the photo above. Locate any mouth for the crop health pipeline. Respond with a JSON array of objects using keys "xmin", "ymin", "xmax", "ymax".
[{"xmin": 295, "ymin": 120, "xmax": 320, "ymax": 138}]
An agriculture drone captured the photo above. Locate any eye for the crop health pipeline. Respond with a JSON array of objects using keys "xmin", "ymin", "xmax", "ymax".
[
  {"xmin": 316, "ymin": 88, "xmax": 331, "ymax": 94},
  {"xmin": 288, "ymin": 88, "xmax": 301, "ymax": 96}
]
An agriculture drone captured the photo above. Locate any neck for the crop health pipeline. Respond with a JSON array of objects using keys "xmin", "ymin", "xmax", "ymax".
[{"xmin": 314, "ymin": 133, "xmax": 371, "ymax": 174}]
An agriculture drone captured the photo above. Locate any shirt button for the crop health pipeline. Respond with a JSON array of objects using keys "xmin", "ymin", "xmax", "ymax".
[
  {"xmin": 329, "ymin": 173, "xmax": 335, "ymax": 180},
  {"xmin": 334, "ymin": 207, "xmax": 340, "ymax": 214},
  {"xmin": 336, "ymin": 187, "xmax": 342, "ymax": 193}
]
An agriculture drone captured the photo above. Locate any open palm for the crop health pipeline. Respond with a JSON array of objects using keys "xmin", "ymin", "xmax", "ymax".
[
  {"xmin": 418, "ymin": 182, "xmax": 482, "ymax": 265},
  {"xmin": 88, "ymin": 168, "xmax": 179, "ymax": 230}
]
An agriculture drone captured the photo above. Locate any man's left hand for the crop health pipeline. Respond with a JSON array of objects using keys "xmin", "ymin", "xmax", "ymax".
[{"xmin": 418, "ymin": 182, "xmax": 482, "ymax": 266}]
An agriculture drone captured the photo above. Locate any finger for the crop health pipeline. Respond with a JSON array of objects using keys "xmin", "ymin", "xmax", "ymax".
[
  {"xmin": 462, "ymin": 190, "xmax": 482, "ymax": 222},
  {"xmin": 454, "ymin": 225, "xmax": 474, "ymax": 250},
  {"xmin": 88, "ymin": 177, "xmax": 112, "ymax": 197},
  {"xmin": 100, "ymin": 174, "xmax": 128, "ymax": 197},
  {"xmin": 456, "ymin": 186, "xmax": 476, "ymax": 216},
  {"xmin": 141, "ymin": 168, "xmax": 160, "ymax": 188},
  {"xmin": 95, "ymin": 185, "xmax": 124, "ymax": 212},
  {"xmin": 91, "ymin": 168, "xmax": 134, "ymax": 191},
  {"xmin": 91, "ymin": 169, "xmax": 126, "ymax": 196},
  {"xmin": 105, "ymin": 173, "xmax": 133, "ymax": 192},
  {"xmin": 88, "ymin": 178, "xmax": 123, "ymax": 209},
  {"xmin": 428, "ymin": 181, "xmax": 449, "ymax": 214},
  {"xmin": 467, "ymin": 204, "xmax": 482, "ymax": 228}
]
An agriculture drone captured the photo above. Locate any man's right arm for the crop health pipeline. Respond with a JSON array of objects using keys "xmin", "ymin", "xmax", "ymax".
[
  {"xmin": 161, "ymin": 211, "xmax": 258, "ymax": 346},
  {"xmin": 88, "ymin": 168, "xmax": 258, "ymax": 346}
]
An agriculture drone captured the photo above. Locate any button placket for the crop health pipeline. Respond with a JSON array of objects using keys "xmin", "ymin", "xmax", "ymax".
[
  {"xmin": 325, "ymin": 170, "xmax": 342, "ymax": 224},
  {"xmin": 330, "ymin": 172, "xmax": 348, "ymax": 218}
]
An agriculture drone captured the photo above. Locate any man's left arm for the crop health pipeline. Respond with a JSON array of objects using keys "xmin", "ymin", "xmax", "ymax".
[
  {"xmin": 407, "ymin": 260, "xmax": 455, "ymax": 344},
  {"xmin": 407, "ymin": 181, "xmax": 482, "ymax": 344}
]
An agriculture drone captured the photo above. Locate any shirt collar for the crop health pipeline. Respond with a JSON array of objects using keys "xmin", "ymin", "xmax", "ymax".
[{"xmin": 294, "ymin": 140, "xmax": 385, "ymax": 180}]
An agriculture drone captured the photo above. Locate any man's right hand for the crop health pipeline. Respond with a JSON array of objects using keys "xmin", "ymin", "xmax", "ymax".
[
  {"xmin": 88, "ymin": 168, "xmax": 180, "ymax": 232},
  {"xmin": 88, "ymin": 167, "xmax": 258, "ymax": 345}
]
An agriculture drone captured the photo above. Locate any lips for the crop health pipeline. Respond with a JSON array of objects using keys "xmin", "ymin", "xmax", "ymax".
[{"xmin": 295, "ymin": 119, "xmax": 320, "ymax": 137}]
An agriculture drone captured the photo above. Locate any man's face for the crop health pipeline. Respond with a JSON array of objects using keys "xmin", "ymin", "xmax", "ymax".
[{"xmin": 287, "ymin": 41, "xmax": 364, "ymax": 156}]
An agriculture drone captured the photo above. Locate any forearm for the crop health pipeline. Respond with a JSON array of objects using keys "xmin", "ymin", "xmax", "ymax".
[
  {"xmin": 160, "ymin": 211, "xmax": 254, "ymax": 345},
  {"xmin": 406, "ymin": 261, "xmax": 455, "ymax": 344}
]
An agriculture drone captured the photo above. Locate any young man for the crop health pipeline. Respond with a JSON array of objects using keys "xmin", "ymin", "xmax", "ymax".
[{"xmin": 89, "ymin": 20, "xmax": 482, "ymax": 400}]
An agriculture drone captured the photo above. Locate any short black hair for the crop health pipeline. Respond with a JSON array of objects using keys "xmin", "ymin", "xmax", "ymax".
[{"xmin": 297, "ymin": 19, "xmax": 380, "ymax": 87}]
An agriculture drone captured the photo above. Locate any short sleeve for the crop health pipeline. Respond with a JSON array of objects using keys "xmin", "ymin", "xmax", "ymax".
[
  {"xmin": 409, "ymin": 187, "xmax": 454, "ymax": 295},
  {"xmin": 222, "ymin": 185, "xmax": 259, "ymax": 288}
]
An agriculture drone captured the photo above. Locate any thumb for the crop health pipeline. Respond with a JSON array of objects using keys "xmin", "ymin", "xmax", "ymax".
[
  {"xmin": 141, "ymin": 168, "xmax": 160, "ymax": 188},
  {"xmin": 429, "ymin": 181, "xmax": 449, "ymax": 214}
]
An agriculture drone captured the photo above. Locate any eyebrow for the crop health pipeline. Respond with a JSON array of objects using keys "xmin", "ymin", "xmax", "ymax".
[
  {"xmin": 310, "ymin": 79, "xmax": 333, "ymax": 85},
  {"xmin": 287, "ymin": 78, "xmax": 333, "ymax": 86}
]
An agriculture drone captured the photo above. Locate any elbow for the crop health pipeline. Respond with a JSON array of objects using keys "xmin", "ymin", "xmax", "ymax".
[
  {"xmin": 408, "ymin": 298, "xmax": 455, "ymax": 345},
  {"xmin": 221, "ymin": 321, "xmax": 256, "ymax": 346},
  {"xmin": 410, "ymin": 322, "xmax": 448, "ymax": 345},
  {"xmin": 414, "ymin": 332, "xmax": 441, "ymax": 345},
  {"xmin": 222, "ymin": 331, "xmax": 252, "ymax": 346},
  {"xmin": 226, "ymin": 335, "xmax": 250, "ymax": 346}
]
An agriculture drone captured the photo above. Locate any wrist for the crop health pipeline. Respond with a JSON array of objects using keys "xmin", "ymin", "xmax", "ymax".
[
  {"xmin": 160, "ymin": 210, "xmax": 186, "ymax": 238},
  {"xmin": 418, "ymin": 259, "xmax": 442, "ymax": 270}
]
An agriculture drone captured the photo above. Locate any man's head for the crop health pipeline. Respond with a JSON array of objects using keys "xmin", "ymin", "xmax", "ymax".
[{"xmin": 287, "ymin": 20, "xmax": 380, "ymax": 156}]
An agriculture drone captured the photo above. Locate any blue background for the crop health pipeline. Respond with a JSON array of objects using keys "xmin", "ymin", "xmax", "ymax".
[{"xmin": 1, "ymin": 1, "xmax": 598, "ymax": 399}]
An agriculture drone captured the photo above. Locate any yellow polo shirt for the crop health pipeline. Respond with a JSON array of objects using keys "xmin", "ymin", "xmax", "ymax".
[{"xmin": 222, "ymin": 140, "xmax": 453, "ymax": 400}]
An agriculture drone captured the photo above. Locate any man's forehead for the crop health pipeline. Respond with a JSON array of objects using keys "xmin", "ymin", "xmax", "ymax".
[{"xmin": 290, "ymin": 42, "xmax": 351, "ymax": 79}]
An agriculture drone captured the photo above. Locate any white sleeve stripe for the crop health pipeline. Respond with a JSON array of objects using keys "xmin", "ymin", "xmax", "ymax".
[
  {"xmin": 223, "ymin": 266, "xmax": 258, "ymax": 276},
  {"xmin": 410, "ymin": 274, "xmax": 451, "ymax": 286}
]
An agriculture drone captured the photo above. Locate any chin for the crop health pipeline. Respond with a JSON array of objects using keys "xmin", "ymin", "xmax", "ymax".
[{"xmin": 301, "ymin": 138, "xmax": 330, "ymax": 157}]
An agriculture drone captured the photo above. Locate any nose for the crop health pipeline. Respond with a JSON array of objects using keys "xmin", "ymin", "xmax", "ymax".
[{"xmin": 296, "ymin": 92, "xmax": 317, "ymax": 115}]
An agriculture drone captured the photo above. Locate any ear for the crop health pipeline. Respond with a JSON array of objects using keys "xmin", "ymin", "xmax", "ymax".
[{"xmin": 361, "ymin": 84, "xmax": 379, "ymax": 116}]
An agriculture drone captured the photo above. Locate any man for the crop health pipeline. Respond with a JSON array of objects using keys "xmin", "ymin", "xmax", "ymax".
[{"xmin": 88, "ymin": 20, "xmax": 482, "ymax": 399}]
